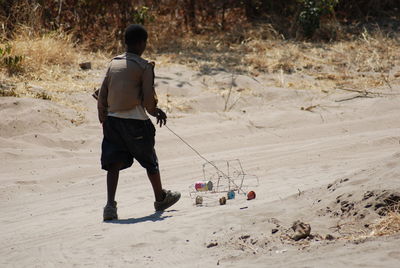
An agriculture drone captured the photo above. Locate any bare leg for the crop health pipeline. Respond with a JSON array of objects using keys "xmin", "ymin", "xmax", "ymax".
[
  {"xmin": 147, "ymin": 171, "xmax": 165, "ymax": 202},
  {"xmin": 107, "ymin": 162, "xmax": 124, "ymax": 205}
]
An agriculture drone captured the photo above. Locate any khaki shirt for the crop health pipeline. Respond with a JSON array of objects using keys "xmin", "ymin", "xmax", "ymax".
[{"xmin": 97, "ymin": 53, "xmax": 158, "ymax": 123}]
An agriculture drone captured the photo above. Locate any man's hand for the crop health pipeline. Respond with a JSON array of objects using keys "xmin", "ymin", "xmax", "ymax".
[{"xmin": 155, "ymin": 108, "xmax": 167, "ymax": 127}]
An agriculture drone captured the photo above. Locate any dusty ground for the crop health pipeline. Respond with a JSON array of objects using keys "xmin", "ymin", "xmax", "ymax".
[{"xmin": 1, "ymin": 61, "xmax": 400, "ymax": 267}]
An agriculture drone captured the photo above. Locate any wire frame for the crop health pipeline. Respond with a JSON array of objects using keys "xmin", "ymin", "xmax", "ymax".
[{"xmin": 189, "ymin": 159, "xmax": 259, "ymax": 206}]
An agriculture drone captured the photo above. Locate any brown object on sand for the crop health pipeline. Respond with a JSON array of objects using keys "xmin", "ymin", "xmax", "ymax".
[
  {"xmin": 291, "ymin": 220, "xmax": 311, "ymax": 241},
  {"xmin": 79, "ymin": 62, "xmax": 92, "ymax": 70},
  {"xmin": 219, "ymin": 196, "xmax": 226, "ymax": 205},
  {"xmin": 325, "ymin": 234, "xmax": 335, "ymax": 240},
  {"xmin": 207, "ymin": 242, "xmax": 218, "ymax": 248},
  {"xmin": 195, "ymin": 195, "xmax": 203, "ymax": 205}
]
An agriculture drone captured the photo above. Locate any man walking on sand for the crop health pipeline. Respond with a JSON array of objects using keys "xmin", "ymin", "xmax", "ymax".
[{"xmin": 97, "ymin": 24, "xmax": 180, "ymax": 221}]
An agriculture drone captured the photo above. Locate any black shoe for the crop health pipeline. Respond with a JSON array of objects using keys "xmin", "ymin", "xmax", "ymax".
[
  {"xmin": 154, "ymin": 190, "xmax": 181, "ymax": 211},
  {"xmin": 103, "ymin": 201, "xmax": 118, "ymax": 221}
]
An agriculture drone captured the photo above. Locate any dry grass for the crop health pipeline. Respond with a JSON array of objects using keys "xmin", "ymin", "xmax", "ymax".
[
  {"xmin": 10, "ymin": 30, "xmax": 79, "ymax": 75},
  {"xmin": 162, "ymin": 28, "xmax": 399, "ymax": 93},
  {"xmin": 339, "ymin": 205, "xmax": 400, "ymax": 243},
  {"xmin": 0, "ymin": 28, "xmax": 109, "ymax": 124},
  {"xmin": 1, "ymin": 25, "xmax": 399, "ymax": 123},
  {"xmin": 370, "ymin": 208, "xmax": 400, "ymax": 237}
]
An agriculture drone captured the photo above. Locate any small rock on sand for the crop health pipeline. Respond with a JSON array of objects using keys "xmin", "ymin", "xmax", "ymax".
[
  {"xmin": 325, "ymin": 234, "xmax": 335, "ymax": 241},
  {"xmin": 79, "ymin": 62, "xmax": 91, "ymax": 70},
  {"xmin": 207, "ymin": 242, "xmax": 218, "ymax": 248},
  {"xmin": 291, "ymin": 220, "xmax": 311, "ymax": 241}
]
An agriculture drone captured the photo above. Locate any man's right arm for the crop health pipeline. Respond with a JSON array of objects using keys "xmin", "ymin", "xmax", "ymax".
[{"xmin": 97, "ymin": 68, "xmax": 110, "ymax": 123}]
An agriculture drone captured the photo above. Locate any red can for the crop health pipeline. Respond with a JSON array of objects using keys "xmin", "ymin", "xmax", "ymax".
[
  {"xmin": 195, "ymin": 181, "xmax": 213, "ymax": 191},
  {"xmin": 247, "ymin": 191, "xmax": 256, "ymax": 200}
]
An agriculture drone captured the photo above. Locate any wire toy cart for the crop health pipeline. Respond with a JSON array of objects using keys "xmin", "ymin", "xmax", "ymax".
[{"xmin": 189, "ymin": 159, "xmax": 259, "ymax": 206}]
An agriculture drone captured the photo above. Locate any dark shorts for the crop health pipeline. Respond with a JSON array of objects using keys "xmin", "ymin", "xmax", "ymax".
[{"xmin": 101, "ymin": 116, "xmax": 159, "ymax": 173}]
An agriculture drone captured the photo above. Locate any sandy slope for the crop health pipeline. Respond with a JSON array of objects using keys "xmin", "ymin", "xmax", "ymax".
[{"xmin": 1, "ymin": 64, "xmax": 400, "ymax": 267}]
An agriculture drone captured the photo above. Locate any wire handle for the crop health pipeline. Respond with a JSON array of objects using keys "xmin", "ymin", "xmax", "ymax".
[{"xmin": 164, "ymin": 124, "xmax": 246, "ymax": 194}]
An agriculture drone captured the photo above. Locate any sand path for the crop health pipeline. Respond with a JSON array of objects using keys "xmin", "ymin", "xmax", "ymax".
[{"xmin": 1, "ymin": 64, "xmax": 399, "ymax": 267}]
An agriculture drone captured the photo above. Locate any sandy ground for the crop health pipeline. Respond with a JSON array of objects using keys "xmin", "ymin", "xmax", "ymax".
[{"xmin": 1, "ymin": 63, "xmax": 400, "ymax": 268}]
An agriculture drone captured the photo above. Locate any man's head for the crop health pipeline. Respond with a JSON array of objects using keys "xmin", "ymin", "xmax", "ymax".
[{"xmin": 124, "ymin": 24, "xmax": 148, "ymax": 55}]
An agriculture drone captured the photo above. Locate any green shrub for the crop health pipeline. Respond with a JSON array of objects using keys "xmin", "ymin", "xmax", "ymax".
[
  {"xmin": 132, "ymin": 6, "xmax": 154, "ymax": 25},
  {"xmin": 298, "ymin": 0, "xmax": 339, "ymax": 38},
  {"xmin": 0, "ymin": 44, "xmax": 24, "ymax": 75}
]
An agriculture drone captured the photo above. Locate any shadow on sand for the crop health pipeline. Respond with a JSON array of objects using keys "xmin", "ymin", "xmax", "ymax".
[{"xmin": 106, "ymin": 211, "xmax": 174, "ymax": 224}]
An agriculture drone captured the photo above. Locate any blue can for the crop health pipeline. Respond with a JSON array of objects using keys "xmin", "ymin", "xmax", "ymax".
[{"xmin": 227, "ymin": 190, "xmax": 235, "ymax": 199}]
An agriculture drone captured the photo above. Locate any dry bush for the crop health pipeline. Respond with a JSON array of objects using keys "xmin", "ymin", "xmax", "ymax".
[
  {"xmin": 370, "ymin": 205, "xmax": 400, "ymax": 237},
  {"xmin": 0, "ymin": 27, "xmax": 107, "ymax": 124},
  {"xmin": 342, "ymin": 204, "xmax": 400, "ymax": 242},
  {"xmin": 8, "ymin": 29, "xmax": 80, "ymax": 78},
  {"xmin": 1, "ymin": 0, "xmax": 399, "ymax": 53},
  {"xmin": 168, "ymin": 27, "xmax": 399, "ymax": 92}
]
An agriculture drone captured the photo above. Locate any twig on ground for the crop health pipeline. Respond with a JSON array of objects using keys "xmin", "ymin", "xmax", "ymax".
[
  {"xmin": 224, "ymin": 73, "xmax": 236, "ymax": 111},
  {"xmin": 237, "ymin": 240, "xmax": 259, "ymax": 254},
  {"xmin": 335, "ymin": 94, "xmax": 373, "ymax": 102},
  {"xmin": 227, "ymin": 94, "xmax": 241, "ymax": 111},
  {"xmin": 337, "ymin": 88, "xmax": 400, "ymax": 96},
  {"xmin": 300, "ymin": 104, "xmax": 325, "ymax": 123},
  {"xmin": 301, "ymin": 105, "xmax": 319, "ymax": 112},
  {"xmin": 166, "ymin": 86, "xmax": 171, "ymax": 113},
  {"xmin": 298, "ymin": 188, "xmax": 302, "ymax": 196}
]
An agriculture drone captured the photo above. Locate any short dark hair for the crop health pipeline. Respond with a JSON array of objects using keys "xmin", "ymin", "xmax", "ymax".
[{"xmin": 124, "ymin": 24, "xmax": 148, "ymax": 46}]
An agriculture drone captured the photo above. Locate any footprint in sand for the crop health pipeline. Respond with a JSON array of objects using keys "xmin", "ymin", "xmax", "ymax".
[{"xmin": 388, "ymin": 251, "xmax": 400, "ymax": 260}]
